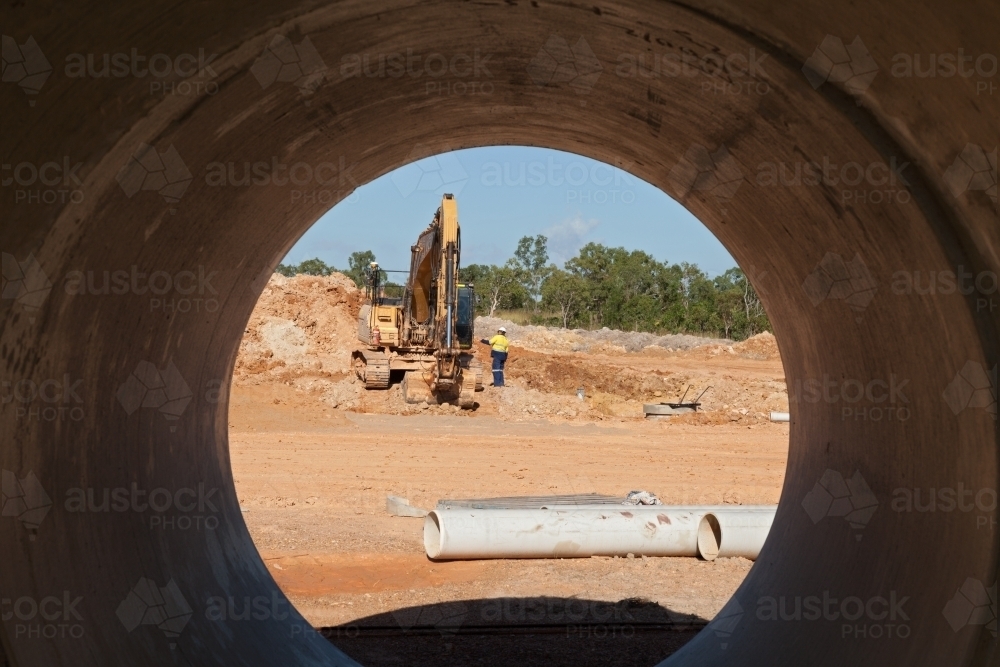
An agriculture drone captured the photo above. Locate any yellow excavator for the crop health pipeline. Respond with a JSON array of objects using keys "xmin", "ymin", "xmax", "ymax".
[{"xmin": 352, "ymin": 194, "xmax": 482, "ymax": 407}]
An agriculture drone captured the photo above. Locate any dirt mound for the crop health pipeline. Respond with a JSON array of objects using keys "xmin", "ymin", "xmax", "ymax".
[
  {"xmin": 234, "ymin": 273, "xmax": 363, "ymax": 384},
  {"xmin": 506, "ymin": 349, "xmax": 686, "ymax": 402},
  {"xmin": 475, "ymin": 317, "xmax": 730, "ymax": 354},
  {"xmin": 732, "ymin": 332, "xmax": 780, "ymax": 360},
  {"xmin": 499, "ymin": 349, "xmax": 787, "ymax": 422},
  {"xmin": 683, "ymin": 332, "xmax": 780, "ymax": 365}
]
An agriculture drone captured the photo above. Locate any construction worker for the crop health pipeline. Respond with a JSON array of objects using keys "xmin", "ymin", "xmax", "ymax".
[{"xmin": 480, "ymin": 326, "xmax": 509, "ymax": 387}]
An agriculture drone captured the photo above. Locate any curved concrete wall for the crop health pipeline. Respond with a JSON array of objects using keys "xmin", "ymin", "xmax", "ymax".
[{"xmin": 1, "ymin": 1, "xmax": 997, "ymax": 665}]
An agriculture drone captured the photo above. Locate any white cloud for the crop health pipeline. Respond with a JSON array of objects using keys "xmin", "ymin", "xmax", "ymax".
[{"xmin": 545, "ymin": 215, "xmax": 600, "ymax": 265}]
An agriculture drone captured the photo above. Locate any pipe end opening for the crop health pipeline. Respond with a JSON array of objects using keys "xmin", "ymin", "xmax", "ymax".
[
  {"xmin": 424, "ymin": 510, "xmax": 443, "ymax": 559},
  {"xmin": 698, "ymin": 513, "xmax": 721, "ymax": 561}
]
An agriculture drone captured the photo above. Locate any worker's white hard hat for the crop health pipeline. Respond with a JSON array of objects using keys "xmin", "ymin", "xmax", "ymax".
[{"xmin": 498, "ymin": 327, "xmax": 506, "ymax": 333}]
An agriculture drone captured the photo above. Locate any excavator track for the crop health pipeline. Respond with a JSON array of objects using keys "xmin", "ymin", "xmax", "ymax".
[{"xmin": 353, "ymin": 350, "xmax": 391, "ymax": 389}]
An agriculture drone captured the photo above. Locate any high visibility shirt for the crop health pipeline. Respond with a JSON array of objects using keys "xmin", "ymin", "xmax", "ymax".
[{"xmin": 489, "ymin": 334, "xmax": 510, "ymax": 353}]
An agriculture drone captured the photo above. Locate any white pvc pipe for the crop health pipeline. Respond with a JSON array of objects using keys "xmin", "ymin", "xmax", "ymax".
[
  {"xmin": 425, "ymin": 507, "xmax": 699, "ymax": 559},
  {"xmin": 424, "ymin": 506, "xmax": 776, "ymax": 560},
  {"xmin": 435, "ymin": 502, "xmax": 777, "ymax": 511},
  {"xmin": 770, "ymin": 411, "xmax": 790, "ymax": 422},
  {"xmin": 697, "ymin": 510, "xmax": 776, "ymax": 561},
  {"xmin": 560, "ymin": 504, "xmax": 776, "ymax": 512}
]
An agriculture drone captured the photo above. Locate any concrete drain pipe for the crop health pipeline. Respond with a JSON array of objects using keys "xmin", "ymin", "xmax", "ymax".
[{"xmin": 2, "ymin": 1, "xmax": 997, "ymax": 666}]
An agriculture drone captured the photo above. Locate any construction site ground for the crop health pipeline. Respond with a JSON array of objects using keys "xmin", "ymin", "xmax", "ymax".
[{"xmin": 230, "ymin": 274, "xmax": 789, "ymax": 665}]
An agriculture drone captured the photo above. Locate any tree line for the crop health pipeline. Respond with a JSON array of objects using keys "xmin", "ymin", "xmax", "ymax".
[
  {"xmin": 277, "ymin": 236, "xmax": 770, "ymax": 341},
  {"xmin": 277, "ymin": 250, "xmax": 406, "ymax": 297}
]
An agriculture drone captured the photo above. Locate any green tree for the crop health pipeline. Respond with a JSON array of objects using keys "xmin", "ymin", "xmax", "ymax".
[
  {"xmin": 541, "ymin": 268, "xmax": 585, "ymax": 328},
  {"xmin": 714, "ymin": 287, "xmax": 743, "ymax": 339},
  {"xmin": 345, "ymin": 250, "xmax": 378, "ymax": 287},
  {"xmin": 275, "ymin": 258, "xmax": 334, "ymax": 277},
  {"xmin": 565, "ymin": 243, "xmax": 618, "ymax": 327},
  {"xmin": 718, "ymin": 267, "xmax": 767, "ymax": 339},
  {"xmin": 478, "ymin": 265, "xmax": 526, "ymax": 316},
  {"xmin": 459, "ymin": 264, "xmax": 491, "ymax": 313},
  {"xmin": 459, "ymin": 263, "xmax": 489, "ymax": 286},
  {"xmin": 278, "ymin": 244, "xmax": 772, "ymax": 341},
  {"xmin": 509, "ymin": 235, "xmax": 550, "ymax": 311},
  {"xmin": 565, "ymin": 243, "xmax": 666, "ymax": 330},
  {"xmin": 296, "ymin": 258, "xmax": 334, "ymax": 276}
]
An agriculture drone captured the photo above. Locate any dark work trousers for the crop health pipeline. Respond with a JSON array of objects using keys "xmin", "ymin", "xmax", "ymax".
[{"xmin": 490, "ymin": 349, "xmax": 508, "ymax": 386}]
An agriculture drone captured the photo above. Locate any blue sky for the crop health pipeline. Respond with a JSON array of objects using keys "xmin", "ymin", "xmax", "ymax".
[{"xmin": 283, "ymin": 146, "xmax": 736, "ymax": 276}]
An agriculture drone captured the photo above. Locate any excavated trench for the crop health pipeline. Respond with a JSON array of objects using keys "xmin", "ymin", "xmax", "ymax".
[{"xmin": 2, "ymin": 1, "xmax": 998, "ymax": 665}]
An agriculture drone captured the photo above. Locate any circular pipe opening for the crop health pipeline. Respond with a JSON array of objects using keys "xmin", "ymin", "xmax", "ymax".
[
  {"xmin": 697, "ymin": 513, "xmax": 722, "ymax": 562},
  {"xmin": 423, "ymin": 511, "xmax": 443, "ymax": 559}
]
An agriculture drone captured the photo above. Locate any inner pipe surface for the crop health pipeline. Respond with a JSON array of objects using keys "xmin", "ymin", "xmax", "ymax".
[
  {"xmin": 698, "ymin": 514, "xmax": 723, "ymax": 562},
  {"xmin": 2, "ymin": 1, "xmax": 997, "ymax": 666},
  {"xmin": 424, "ymin": 511, "xmax": 444, "ymax": 560}
]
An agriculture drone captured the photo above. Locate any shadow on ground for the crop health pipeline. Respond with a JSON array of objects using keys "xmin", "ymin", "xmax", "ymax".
[{"xmin": 320, "ymin": 596, "xmax": 708, "ymax": 667}]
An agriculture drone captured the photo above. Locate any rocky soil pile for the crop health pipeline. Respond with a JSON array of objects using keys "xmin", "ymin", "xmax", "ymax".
[
  {"xmin": 234, "ymin": 273, "xmax": 363, "ymax": 384},
  {"xmin": 697, "ymin": 332, "xmax": 781, "ymax": 361}
]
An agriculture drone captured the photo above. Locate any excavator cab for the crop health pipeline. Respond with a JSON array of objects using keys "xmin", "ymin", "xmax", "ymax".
[{"xmin": 456, "ymin": 284, "xmax": 474, "ymax": 349}]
